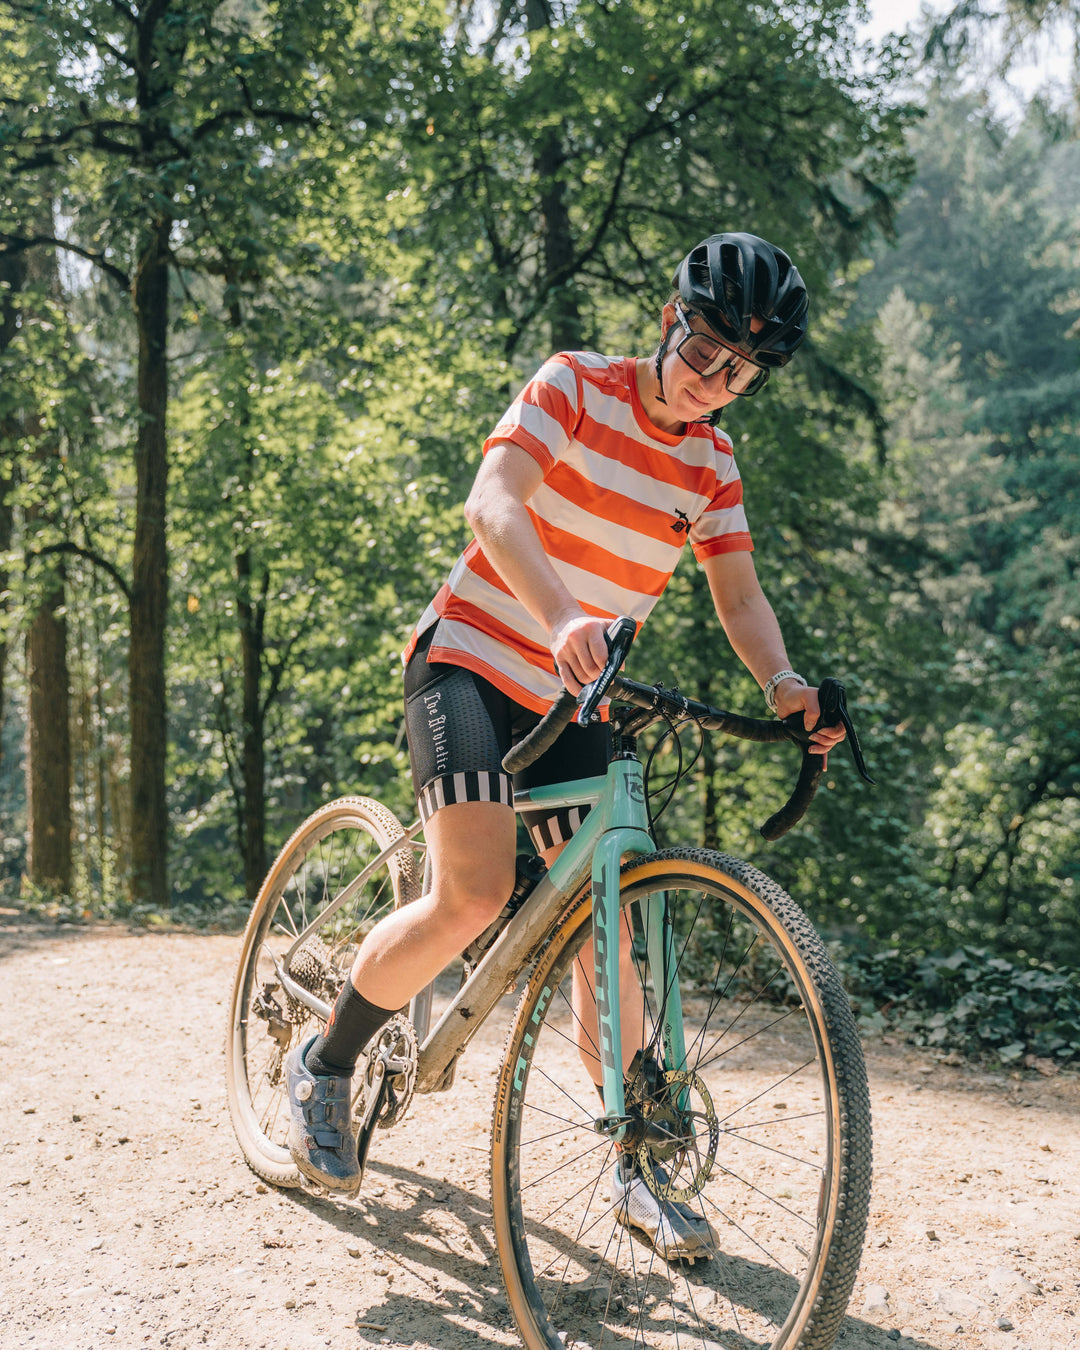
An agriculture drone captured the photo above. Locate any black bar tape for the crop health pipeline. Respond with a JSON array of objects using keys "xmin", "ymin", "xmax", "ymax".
[
  {"xmin": 502, "ymin": 689, "xmax": 579, "ymax": 774},
  {"xmin": 759, "ymin": 747, "xmax": 824, "ymax": 840}
]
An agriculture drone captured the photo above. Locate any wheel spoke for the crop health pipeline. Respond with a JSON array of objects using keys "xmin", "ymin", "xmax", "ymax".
[
  {"xmin": 493, "ymin": 852, "xmax": 871, "ymax": 1350},
  {"xmin": 226, "ymin": 799, "xmax": 419, "ymax": 1188}
]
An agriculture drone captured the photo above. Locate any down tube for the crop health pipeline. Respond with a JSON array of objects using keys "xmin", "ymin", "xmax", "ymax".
[{"xmin": 593, "ymin": 831, "xmax": 642, "ymax": 1135}]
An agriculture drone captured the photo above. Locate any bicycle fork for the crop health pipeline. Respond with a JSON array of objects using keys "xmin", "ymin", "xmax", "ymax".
[{"xmin": 583, "ymin": 758, "xmax": 689, "ymax": 1144}]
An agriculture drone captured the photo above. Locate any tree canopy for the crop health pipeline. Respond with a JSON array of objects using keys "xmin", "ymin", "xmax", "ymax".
[{"xmin": 2, "ymin": 0, "xmax": 1078, "ymax": 1021}]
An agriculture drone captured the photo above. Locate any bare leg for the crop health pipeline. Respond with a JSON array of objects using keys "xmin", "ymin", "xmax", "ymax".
[
  {"xmin": 285, "ymin": 800, "xmax": 517, "ymax": 1194},
  {"xmin": 533, "ymin": 841, "xmax": 648, "ymax": 1088},
  {"xmin": 351, "ymin": 809, "xmax": 647, "ymax": 1089},
  {"xmin": 348, "ymin": 800, "xmax": 516, "ymax": 1009},
  {"xmin": 570, "ymin": 911, "xmax": 648, "ymax": 1088}
]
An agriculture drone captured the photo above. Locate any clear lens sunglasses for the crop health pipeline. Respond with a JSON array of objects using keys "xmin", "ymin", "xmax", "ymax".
[{"xmin": 672, "ymin": 302, "xmax": 770, "ymax": 397}]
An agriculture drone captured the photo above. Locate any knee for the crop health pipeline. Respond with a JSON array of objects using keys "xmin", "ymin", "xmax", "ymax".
[{"xmin": 433, "ymin": 863, "xmax": 515, "ymax": 932}]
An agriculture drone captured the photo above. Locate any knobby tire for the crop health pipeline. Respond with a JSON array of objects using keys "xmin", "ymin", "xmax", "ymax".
[{"xmin": 491, "ymin": 848, "xmax": 872, "ymax": 1350}]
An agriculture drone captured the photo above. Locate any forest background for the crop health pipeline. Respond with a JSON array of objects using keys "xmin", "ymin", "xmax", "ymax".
[{"xmin": 2, "ymin": 0, "xmax": 1078, "ymax": 1063}]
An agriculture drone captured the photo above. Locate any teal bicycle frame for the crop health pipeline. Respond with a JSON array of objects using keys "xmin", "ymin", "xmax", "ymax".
[{"xmin": 407, "ymin": 749, "xmax": 687, "ymax": 1146}]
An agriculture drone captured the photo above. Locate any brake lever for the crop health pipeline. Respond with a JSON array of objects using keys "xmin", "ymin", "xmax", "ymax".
[
  {"xmin": 780, "ymin": 676, "xmax": 875, "ymax": 785},
  {"xmin": 577, "ymin": 616, "xmax": 637, "ymax": 724}
]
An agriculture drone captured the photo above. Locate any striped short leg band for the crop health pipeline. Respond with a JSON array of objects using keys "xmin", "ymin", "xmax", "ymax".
[
  {"xmin": 417, "ymin": 769, "xmax": 515, "ymax": 824},
  {"xmin": 526, "ymin": 805, "xmax": 591, "ymax": 853}
]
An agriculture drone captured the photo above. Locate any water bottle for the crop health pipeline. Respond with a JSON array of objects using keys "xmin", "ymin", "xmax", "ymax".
[{"xmin": 461, "ymin": 853, "xmax": 548, "ymax": 968}]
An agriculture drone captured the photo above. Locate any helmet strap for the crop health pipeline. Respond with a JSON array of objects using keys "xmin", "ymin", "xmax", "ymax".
[{"xmin": 653, "ymin": 333, "xmax": 671, "ymax": 405}]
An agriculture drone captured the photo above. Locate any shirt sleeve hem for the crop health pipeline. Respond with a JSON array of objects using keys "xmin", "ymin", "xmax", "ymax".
[
  {"xmin": 482, "ymin": 428, "xmax": 556, "ymax": 473},
  {"xmin": 691, "ymin": 533, "xmax": 754, "ymax": 561}
]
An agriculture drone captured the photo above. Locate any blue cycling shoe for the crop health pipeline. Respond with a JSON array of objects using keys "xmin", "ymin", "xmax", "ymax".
[{"xmin": 286, "ymin": 1035, "xmax": 362, "ymax": 1193}]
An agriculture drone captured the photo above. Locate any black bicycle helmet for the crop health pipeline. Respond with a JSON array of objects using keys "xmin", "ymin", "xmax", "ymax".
[{"xmin": 672, "ymin": 232, "xmax": 808, "ymax": 368}]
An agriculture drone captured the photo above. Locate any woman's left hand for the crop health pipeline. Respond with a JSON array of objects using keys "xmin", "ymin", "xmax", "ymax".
[{"xmin": 774, "ymin": 682, "xmax": 847, "ymax": 770}]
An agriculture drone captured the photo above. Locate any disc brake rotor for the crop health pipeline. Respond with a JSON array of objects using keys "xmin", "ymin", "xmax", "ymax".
[{"xmin": 636, "ymin": 1068, "xmax": 719, "ymax": 1204}]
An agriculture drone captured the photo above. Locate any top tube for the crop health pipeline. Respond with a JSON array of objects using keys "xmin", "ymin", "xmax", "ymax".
[{"xmin": 511, "ymin": 775, "xmax": 607, "ymax": 814}]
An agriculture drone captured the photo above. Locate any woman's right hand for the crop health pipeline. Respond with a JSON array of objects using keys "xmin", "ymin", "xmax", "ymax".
[{"xmin": 549, "ymin": 612, "xmax": 609, "ymax": 695}]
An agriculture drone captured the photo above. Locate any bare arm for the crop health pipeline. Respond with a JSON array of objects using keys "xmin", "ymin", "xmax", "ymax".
[
  {"xmin": 703, "ymin": 551, "xmax": 845, "ymax": 763},
  {"xmin": 464, "ymin": 441, "xmax": 608, "ymax": 693}
]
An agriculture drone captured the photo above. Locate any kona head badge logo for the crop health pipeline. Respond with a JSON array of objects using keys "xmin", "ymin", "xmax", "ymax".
[{"xmin": 671, "ymin": 508, "xmax": 690, "ymax": 536}]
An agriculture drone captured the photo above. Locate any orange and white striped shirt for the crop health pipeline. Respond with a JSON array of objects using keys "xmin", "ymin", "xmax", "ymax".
[{"xmin": 404, "ymin": 351, "xmax": 753, "ymax": 714}]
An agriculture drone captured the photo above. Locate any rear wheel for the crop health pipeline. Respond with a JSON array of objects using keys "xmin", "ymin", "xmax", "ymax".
[
  {"xmin": 225, "ymin": 797, "xmax": 421, "ymax": 1186},
  {"xmin": 491, "ymin": 848, "xmax": 871, "ymax": 1350}
]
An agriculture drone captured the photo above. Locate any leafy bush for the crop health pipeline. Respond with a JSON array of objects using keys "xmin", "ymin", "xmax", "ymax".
[
  {"xmin": 842, "ymin": 945, "xmax": 1080, "ymax": 1064},
  {"xmin": 15, "ymin": 879, "xmax": 251, "ymax": 933}
]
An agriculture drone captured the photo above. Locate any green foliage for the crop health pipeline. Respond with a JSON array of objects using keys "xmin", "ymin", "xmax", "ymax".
[
  {"xmin": 384, "ymin": 0, "xmax": 917, "ymax": 356},
  {"xmin": 846, "ymin": 78, "xmax": 1080, "ymax": 965},
  {"xmin": 846, "ymin": 945, "xmax": 1080, "ymax": 1063},
  {"xmin": 4, "ymin": 0, "xmax": 1077, "ymax": 1058}
]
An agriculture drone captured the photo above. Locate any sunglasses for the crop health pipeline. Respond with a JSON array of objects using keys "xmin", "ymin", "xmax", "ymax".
[{"xmin": 671, "ymin": 302, "xmax": 770, "ymax": 397}]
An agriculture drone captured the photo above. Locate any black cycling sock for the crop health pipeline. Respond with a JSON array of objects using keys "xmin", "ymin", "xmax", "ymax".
[{"xmin": 303, "ymin": 981, "xmax": 400, "ymax": 1077}]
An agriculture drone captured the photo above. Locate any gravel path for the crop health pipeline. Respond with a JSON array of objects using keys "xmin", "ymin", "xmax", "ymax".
[{"xmin": 1, "ymin": 912, "xmax": 1077, "ymax": 1350}]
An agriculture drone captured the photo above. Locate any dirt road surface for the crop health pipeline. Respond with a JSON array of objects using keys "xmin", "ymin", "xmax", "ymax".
[{"xmin": 1, "ymin": 913, "xmax": 1077, "ymax": 1350}]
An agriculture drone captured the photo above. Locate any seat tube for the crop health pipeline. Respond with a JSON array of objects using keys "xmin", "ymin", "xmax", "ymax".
[{"xmin": 409, "ymin": 851, "xmax": 435, "ymax": 1041}]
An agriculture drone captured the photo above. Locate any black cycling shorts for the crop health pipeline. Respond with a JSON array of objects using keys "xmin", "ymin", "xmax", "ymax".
[{"xmin": 403, "ymin": 627, "xmax": 610, "ymax": 852}]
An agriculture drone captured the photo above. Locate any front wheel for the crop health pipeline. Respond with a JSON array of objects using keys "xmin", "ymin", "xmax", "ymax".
[
  {"xmin": 491, "ymin": 848, "xmax": 871, "ymax": 1350},
  {"xmin": 225, "ymin": 796, "xmax": 421, "ymax": 1187}
]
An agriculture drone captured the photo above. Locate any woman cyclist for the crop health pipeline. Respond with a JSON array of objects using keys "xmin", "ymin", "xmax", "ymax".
[{"xmin": 285, "ymin": 231, "xmax": 846, "ymax": 1260}]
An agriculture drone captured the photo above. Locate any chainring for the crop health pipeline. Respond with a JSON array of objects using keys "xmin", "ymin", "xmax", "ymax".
[{"xmin": 360, "ymin": 1014, "xmax": 419, "ymax": 1131}]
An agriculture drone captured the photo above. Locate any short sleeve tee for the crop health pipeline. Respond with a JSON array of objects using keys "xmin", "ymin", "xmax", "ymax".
[{"xmin": 404, "ymin": 351, "xmax": 753, "ymax": 713}]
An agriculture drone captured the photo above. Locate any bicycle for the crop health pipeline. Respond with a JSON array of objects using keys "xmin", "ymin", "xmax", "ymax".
[{"xmin": 225, "ymin": 617, "xmax": 875, "ymax": 1350}]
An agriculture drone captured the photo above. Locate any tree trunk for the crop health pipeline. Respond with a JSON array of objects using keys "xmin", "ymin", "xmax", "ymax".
[
  {"xmin": 525, "ymin": 0, "xmax": 583, "ymax": 352},
  {"xmin": 0, "ymin": 466, "xmax": 11, "ymax": 766},
  {"xmin": 236, "ymin": 547, "xmax": 267, "ymax": 900},
  {"xmin": 537, "ymin": 129, "xmax": 583, "ymax": 351},
  {"xmin": 128, "ymin": 221, "xmax": 171, "ymax": 909},
  {"xmin": 27, "ymin": 573, "xmax": 73, "ymax": 892},
  {"xmin": 223, "ymin": 305, "xmax": 269, "ymax": 902},
  {"xmin": 0, "ymin": 249, "xmax": 26, "ymax": 767},
  {"xmin": 19, "ymin": 241, "xmax": 73, "ymax": 895}
]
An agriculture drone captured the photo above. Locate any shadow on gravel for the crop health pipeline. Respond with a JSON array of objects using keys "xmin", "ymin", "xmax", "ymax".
[
  {"xmin": 282, "ymin": 1160, "xmax": 512, "ymax": 1346},
  {"xmin": 0, "ymin": 908, "xmax": 243, "ymax": 962},
  {"xmin": 273, "ymin": 1155, "xmax": 947, "ymax": 1350},
  {"xmin": 834, "ymin": 1322, "xmax": 944, "ymax": 1350}
]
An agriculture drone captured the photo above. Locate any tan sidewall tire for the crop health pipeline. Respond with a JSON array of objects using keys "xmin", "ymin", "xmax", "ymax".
[
  {"xmin": 491, "ymin": 848, "xmax": 872, "ymax": 1350},
  {"xmin": 224, "ymin": 797, "xmax": 420, "ymax": 1187}
]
